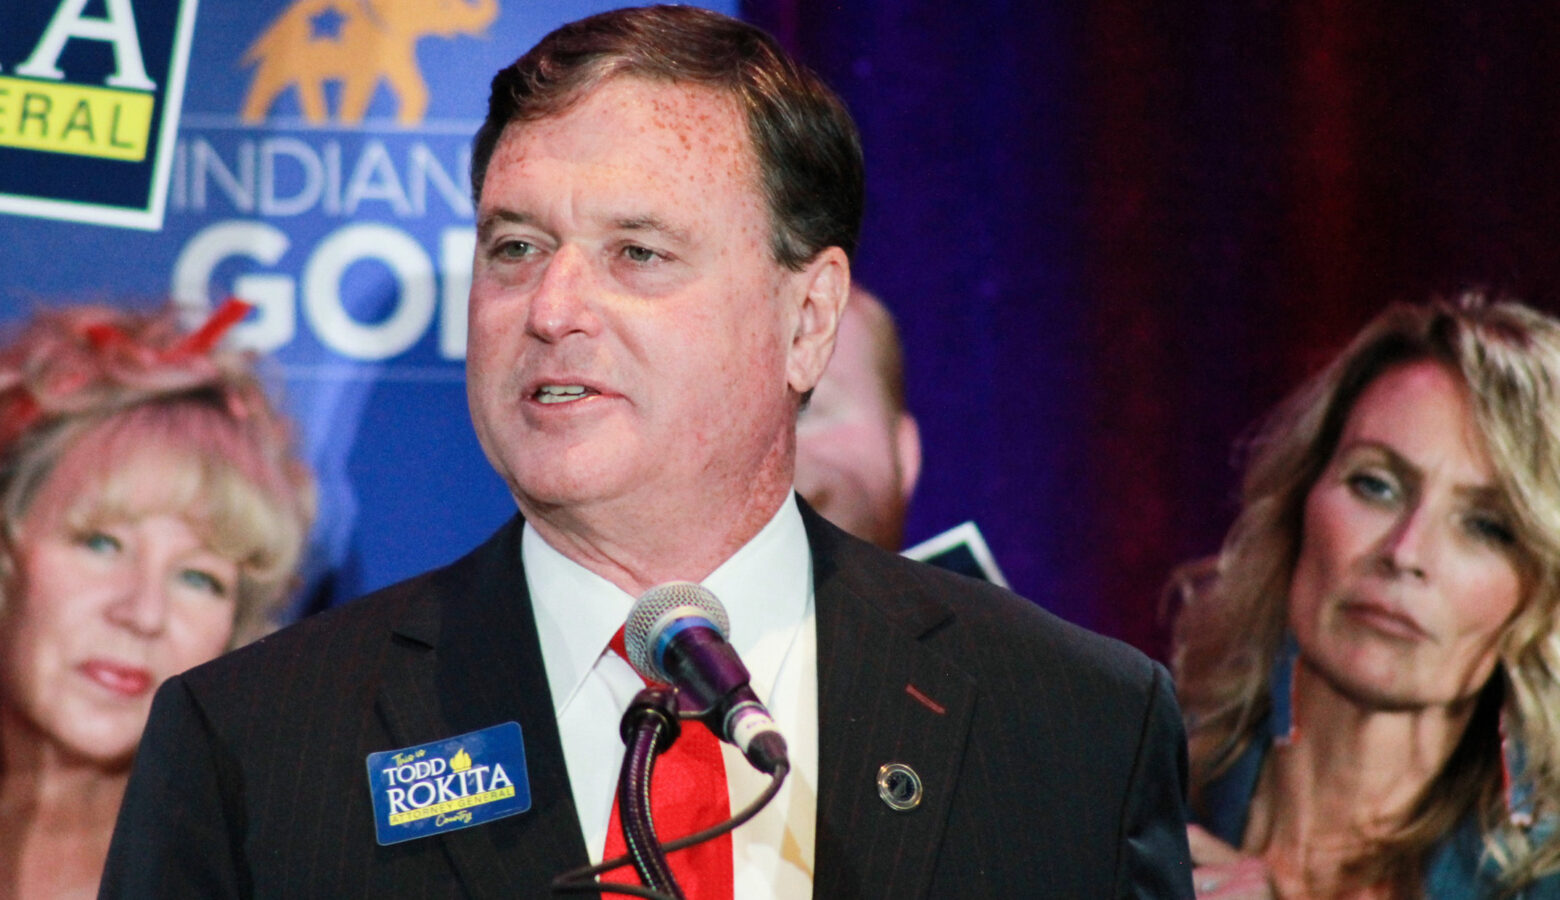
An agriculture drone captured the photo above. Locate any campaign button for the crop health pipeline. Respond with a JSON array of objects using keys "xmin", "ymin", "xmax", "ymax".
[{"xmin": 366, "ymin": 721, "xmax": 531, "ymax": 845}]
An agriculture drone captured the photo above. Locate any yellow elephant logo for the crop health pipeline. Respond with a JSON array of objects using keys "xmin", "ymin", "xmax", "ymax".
[{"xmin": 240, "ymin": 0, "xmax": 499, "ymax": 126}]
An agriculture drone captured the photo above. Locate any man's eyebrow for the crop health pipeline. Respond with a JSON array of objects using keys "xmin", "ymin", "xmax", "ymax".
[
  {"xmin": 615, "ymin": 215, "xmax": 691, "ymax": 245},
  {"xmin": 476, "ymin": 208, "xmax": 532, "ymax": 241}
]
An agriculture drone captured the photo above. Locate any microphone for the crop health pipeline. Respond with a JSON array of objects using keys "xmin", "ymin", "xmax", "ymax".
[{"xmin": 624, "ymin": 582, "xmax": 789, "ymax": 774}]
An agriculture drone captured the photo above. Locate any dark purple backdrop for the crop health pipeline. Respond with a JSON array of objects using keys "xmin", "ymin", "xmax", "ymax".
[{"xmin": 744, "ymin": 1, "xmax": 1560, "ymax": 657}]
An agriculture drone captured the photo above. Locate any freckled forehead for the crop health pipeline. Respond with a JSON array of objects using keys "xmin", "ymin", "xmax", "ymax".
[{"xmin": 484, "ymin": 76, "xmax": 759, "ymax": 199}]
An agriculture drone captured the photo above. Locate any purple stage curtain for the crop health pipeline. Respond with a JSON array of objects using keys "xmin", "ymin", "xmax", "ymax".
[{"xmin": 744, "ymin": 1, "xmax": 1560, "ymax": 657}]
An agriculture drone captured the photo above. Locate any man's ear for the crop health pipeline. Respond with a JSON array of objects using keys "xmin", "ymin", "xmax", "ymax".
[
  {"xmin": 895, "ymin": 412, "xmax": 922, "ymax": 501},
  {"xmin": 786, "ymin": 247, "xmax": 850, "ymax": 395}
]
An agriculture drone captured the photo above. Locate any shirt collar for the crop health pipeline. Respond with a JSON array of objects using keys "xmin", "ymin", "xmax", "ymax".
[{"xmin": 525, "ymin": 494, "xmax": 812, "ymax": 713}]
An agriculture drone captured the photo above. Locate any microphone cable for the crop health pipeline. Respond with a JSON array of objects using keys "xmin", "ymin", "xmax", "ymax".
[{"xmin": 550, "ymin": 760, "xmax": 789, "ymax": 898}]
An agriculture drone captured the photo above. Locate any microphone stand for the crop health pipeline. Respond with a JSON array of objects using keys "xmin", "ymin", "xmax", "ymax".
[
  {"xmin": 615, "ymin": 686, "xmax": 684, "ymax": 899},
  {"xmin": 550, "ymin": 677, "xmax": 789, "ymax": 898}
]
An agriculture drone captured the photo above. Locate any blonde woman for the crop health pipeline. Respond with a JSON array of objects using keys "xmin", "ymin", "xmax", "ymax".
[
  {"xmin": 0, "ymin": 302, "xmax": 313, "ymax": 897},
  {"xmin": 1172, "ymin": 295, "xmax": 1560, "ymax": 899}
]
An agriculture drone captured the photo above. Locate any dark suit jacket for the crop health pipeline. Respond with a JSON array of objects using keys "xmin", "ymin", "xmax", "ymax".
[{"xmin": 102, "ymin": 507, "xmax": 1193, "ymax": 898}]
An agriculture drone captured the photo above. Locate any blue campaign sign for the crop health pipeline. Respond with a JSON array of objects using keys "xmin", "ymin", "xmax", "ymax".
[
  {"xmin": 0, "ymin": 0, "xmax": 197, "ymax": 229},
  {"xmin": 0, "ymin": 0, "xmax": 737, "ymax": 615}
]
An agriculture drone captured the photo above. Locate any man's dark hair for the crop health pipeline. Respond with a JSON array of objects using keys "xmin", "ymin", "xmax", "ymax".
[{"xmin": 469, "ymin": 5, "xmax": 863, "ymax": 270}]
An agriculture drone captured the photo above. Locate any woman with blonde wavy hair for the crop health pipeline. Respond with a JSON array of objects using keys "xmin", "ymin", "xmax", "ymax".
[
  {"xmin": 1173, "ymin": 294, "xmax": 1560, "ymax": 899},
  {"xmin": 0, "ymin": 301, "xmax": 314, "ymax": 897}
]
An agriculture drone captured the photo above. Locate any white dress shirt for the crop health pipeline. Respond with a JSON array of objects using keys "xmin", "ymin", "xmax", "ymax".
[{"xmin": 526, "ymin": 494, "xmax": 818, "ymax": 897}]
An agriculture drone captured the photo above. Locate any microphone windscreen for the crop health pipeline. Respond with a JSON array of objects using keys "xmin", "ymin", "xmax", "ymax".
[{"xmin": 624, "ymin": 581, "xmax": 731, "ymax": 683}]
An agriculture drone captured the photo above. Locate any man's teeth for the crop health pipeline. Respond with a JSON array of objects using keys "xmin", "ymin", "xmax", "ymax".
[{"xmin": 536, "ymin": 385, "xmax": 592, "ymax": 404}]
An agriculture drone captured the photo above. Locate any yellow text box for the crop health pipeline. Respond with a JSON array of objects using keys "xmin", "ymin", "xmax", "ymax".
[
  {"xmin": 0, "ymin": 76, "xmax": 154, "ymax": 162},
  {"xmin": 388, "ymin": 786, "xmax": 516, "ymax": 827}
]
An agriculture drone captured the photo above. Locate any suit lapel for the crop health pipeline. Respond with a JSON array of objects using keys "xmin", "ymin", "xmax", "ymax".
[
  {"xmin": 369, "ymin": 507, "xmax": 976, "ymax": 898},
  {"xmin": 805, "ymin": 506, "xmax": 976, "ymax": 900},
  {"xmin": 373, "ymin": 517, "xmax": 590, "ymax": 898}
]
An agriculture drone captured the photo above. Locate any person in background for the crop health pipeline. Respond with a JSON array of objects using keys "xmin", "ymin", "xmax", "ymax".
[
  {"xmin": 1171, "ymin": 295, "xmax": 1560, "ymax": 898},
  {"xmin": 0, "ymin": 302, "xmax": 313, "ymax": 898},
  {"xmin": 795, "ymin": 284, "xmax": 921, "ymax": 551},
  {"xmin": 797, "ymin": 286, "xmax": 1007, "ymax": 586}
]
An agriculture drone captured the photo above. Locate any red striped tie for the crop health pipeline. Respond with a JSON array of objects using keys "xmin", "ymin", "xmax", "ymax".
[{"xmin": 602, "ymin": 626, "xmax": 734, "ymax": 897}]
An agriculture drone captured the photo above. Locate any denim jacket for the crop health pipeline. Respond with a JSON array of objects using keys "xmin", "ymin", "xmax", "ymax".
[{"xmin": 1193, "ymin": 716, "xmax": 1560, "ymax": 898}]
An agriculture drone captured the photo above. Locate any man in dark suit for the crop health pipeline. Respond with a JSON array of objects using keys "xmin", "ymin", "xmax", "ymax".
[{"xmin": 102, "ymin": 6, "xmax": 1194, "ymax": 897}]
